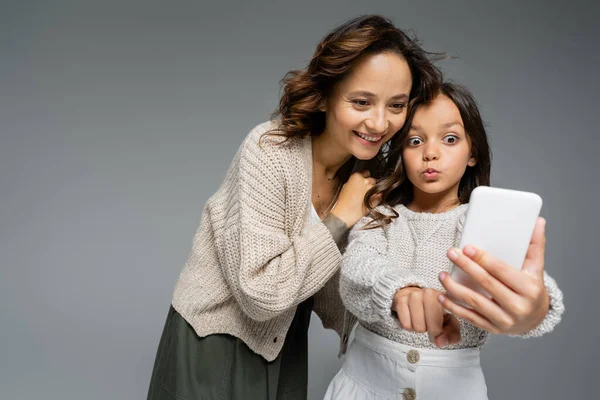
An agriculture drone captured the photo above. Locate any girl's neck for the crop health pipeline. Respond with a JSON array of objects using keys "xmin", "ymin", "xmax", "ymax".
[
  {"xmin": 407, "ymin": 188, "xmax": 460, "ymax": 214},
  {"xmin": 311, "ymin": 134, "xmax": 352, "ymax": 179}
]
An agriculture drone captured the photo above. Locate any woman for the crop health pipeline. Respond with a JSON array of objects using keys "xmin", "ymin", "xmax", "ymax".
[{"xmin": 147, "ymin": 15, "xmax": 443, "ymax": 400}]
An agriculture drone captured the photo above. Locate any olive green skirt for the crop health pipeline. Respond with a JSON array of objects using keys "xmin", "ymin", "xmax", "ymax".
[{"xmin": 147, "ymin": 298, "xmax": 314, "ymax": 400}]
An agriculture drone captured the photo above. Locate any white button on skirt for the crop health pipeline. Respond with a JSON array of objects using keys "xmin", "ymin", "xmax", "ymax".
[{"xmin": 323, "ymin": 325, "xmax": 488, "ymax": 400}]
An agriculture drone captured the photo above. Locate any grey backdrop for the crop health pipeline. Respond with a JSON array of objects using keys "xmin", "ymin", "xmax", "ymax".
[{"xmin": 1, "ymin": 0, "xmax": 598, "ymax": 399}]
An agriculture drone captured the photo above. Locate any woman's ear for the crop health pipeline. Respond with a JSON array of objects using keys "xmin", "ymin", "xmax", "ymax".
[
  {"xmin": 467, "ymin": 157, "xmax": 477, "ymax": 167},
  {"xmin": 318, "ymin": 96, "xmax": 327, "ymax": 112}
]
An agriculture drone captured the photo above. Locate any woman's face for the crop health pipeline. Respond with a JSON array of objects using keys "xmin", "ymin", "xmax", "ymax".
[{"xmin": 322, "ymin": 52, "xmax": 413, "ymax": 160}]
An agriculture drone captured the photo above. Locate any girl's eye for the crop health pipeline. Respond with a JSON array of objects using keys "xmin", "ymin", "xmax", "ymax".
[
  {"xmin": 443, "ymin": 135, "xmax": 459, "ymax": 144},
  {"xmin": 407, "ymin": 137, "xmax": 422, "ymax": 146},
  {"xmin": 352, "ymin": 99, "xmax": 369, "ymax": 107}
]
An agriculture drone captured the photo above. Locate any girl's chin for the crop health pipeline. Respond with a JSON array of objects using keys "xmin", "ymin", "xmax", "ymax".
[
  {"xmin": 412, "ymin": 182, "xmax": 460, "ymax": 197},
  {"xmin": 414, "ymin": 184, "xmax": 445, "ymax": 194}
]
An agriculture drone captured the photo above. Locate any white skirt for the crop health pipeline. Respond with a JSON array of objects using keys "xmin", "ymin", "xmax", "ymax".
[{"xmin": 323, "ymin": 325, "xmax": 488, "ymax": 400}]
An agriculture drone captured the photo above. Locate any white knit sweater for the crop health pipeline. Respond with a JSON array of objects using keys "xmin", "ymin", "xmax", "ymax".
[
  {"xmin": 171, "ymin": 121, "xmax": 354, "ymax": 361},
  {"xmin": 340, "ymin": 203, "xmax": 565, "ymax": 349}
]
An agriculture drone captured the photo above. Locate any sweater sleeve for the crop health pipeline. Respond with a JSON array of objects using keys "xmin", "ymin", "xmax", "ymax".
[
  {"xmin": 339, "ymin": 213, "xmax": 427, "ymax": 324},
  {"xmin": 218, "ymin": 127, "xmax": 342, "ymax": 322},
  {"xmin": 511, "ymin": 271, "xmax": 565, "ymax": 338}
]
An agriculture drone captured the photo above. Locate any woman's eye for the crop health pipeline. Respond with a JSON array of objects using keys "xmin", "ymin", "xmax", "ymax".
[
  {"xmin": 390, "ymin": 103, "xmax": 406, "ymax": 110},
  {"xmin": 407, "ymin": 137, "xmax": 422, "ymax": 146},
  {"xmin": 443, "ymin": 135, "xmax": 459, "ymax": 144},
  {"xmin": 352, "ymin": 99, "xmax": 369, "ymax": 107}
]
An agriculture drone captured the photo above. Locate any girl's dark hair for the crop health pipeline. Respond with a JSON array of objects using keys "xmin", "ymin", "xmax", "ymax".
[
  {"xmin": 366, "ymin": 82, "xmax": 492, "ymax": 228},
  {"xmin": 264, "ymin": 14, "xmax": 444, "ymax": 184}
]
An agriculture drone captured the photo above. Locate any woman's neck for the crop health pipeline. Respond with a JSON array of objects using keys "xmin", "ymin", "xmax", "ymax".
[{"xmin": 311, "ymin": 134, "xmax": 352, "ymax": 179}]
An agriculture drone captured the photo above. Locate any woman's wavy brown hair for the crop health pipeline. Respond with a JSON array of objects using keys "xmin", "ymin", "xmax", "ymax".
[
  {"xmin": 265, "ymin": 14, "xmax": 444, "ymax": 186},
  {"xmin": 365, "ymin": 82, "xmax": 493, "ymax": 229}
]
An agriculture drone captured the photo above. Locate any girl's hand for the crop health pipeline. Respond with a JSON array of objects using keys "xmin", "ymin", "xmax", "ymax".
[
  {"xmin": 392, "ymin": 287, "xmax": 461, "ymax": 348},
  {"xmin": 438, "ymin": 217, "xmax": 550, "ymax": 335},
  {"xmin": 331, "ymin": 170, "xmax": 380, "ymax": 228}
]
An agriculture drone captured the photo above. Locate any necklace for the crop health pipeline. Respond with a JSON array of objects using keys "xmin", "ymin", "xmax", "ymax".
[{"xmin": 312, "ymin": 159, "xmax": 342, "ymax": 219}]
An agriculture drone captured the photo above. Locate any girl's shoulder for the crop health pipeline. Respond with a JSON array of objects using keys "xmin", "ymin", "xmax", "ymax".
[
  {"xmin": 392, "ymin": 203, "xmax": 469, "ymax": 222},
  {"xmin": 350, "ymin": 203, "xmax": 470, "ymax": 242}
]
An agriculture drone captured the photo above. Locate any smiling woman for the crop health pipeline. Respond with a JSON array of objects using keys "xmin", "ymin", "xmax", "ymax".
[
  {"xmin": 146, "ymin": 14, "xmax": 443, "ymax": 400},
  {"xmin": 320, "ymin": 52, "xmax": 412, "ymax": 159}
]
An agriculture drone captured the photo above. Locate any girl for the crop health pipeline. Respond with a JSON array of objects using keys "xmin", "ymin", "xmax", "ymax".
[
  {"xmin": 146, "ymin": 15, "xmax": 444, "ymax": 400},
  {"xmin": 324, "ymin": 83, "xmax": 565, "ymax": 400}
]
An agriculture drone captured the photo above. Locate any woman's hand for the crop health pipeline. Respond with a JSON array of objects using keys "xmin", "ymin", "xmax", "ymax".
[
  {"xmin": 392, "ymin": 287, "xmax": 461, "ymax": 348},
  {"xmin": 438, "ymin": 217, "xmax": 550, "ymax": 335},
  {"xmin": 331, "ymin": 170, "xmax": 380, "ymax": 227}
]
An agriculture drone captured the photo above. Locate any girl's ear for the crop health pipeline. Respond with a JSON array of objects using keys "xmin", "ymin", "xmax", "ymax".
[{"xmin": 467, "ymin": 157, "xmax": 477, "ymax": 167}]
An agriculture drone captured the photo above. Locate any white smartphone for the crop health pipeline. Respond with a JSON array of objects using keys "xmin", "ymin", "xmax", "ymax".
[{"xmin": 449, "ymin": 186, "xmax": 542, "ymax": 300}]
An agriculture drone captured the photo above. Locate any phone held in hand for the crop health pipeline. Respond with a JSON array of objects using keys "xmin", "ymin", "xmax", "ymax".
[{"xmin": 449, "ymin": 186, "xmax": 542, "ymax": 302}]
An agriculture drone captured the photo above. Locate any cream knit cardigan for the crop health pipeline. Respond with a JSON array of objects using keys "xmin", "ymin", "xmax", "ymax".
[{"xmin": 172, "ymin": 121, "xmax": 354, "ymax": 361}]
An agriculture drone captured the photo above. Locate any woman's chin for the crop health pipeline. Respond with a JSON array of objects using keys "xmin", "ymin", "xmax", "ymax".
[{"xmin": 352, "ymin": 147, "xmax": 381, "ymax": 161}]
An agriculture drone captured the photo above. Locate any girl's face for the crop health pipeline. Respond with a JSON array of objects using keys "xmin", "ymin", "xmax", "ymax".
[
  {"xmin": 322, "ymin": 52, "xmax": 413, "ymax": 160},
  {"xmin": 402, "ymin": 94, "xmax": 476, "ymax": 203}
]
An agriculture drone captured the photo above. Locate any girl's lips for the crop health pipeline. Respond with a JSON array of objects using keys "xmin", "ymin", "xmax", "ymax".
[{"xmin": 423, "ymin": 169, "xmax": 440, "ymax": 179}]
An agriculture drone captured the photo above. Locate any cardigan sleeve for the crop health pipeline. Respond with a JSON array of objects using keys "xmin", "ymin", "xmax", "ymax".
[{"xmin": 216, "ymin": 125, "xmax": 342, "ymax": 322}]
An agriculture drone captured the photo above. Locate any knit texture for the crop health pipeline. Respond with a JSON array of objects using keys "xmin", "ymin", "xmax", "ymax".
[
  {"xmin": 172, "ymin": 121, "xmax": 352, "ymax": 361},
  {"xmin": 340, "ymin": 203, "xmax": 565, "ymax": 349}
]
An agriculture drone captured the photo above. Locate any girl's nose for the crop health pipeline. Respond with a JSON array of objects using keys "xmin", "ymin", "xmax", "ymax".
[{"xmin": 423, "ymin": 144, "xmax": 440, "ymax": 161}]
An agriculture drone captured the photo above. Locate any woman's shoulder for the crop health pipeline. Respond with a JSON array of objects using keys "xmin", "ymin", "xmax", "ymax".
[
  {"xmin": 235, "ymin": 120, "xmax": 311, "ymax": 193},
  {"xmin": 241, "ymin": 120, "xmax": 309, "ymax": 162},
  {"xmin": 246, "ymin": 120, "xmax": 281, "ymax": 142}
]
